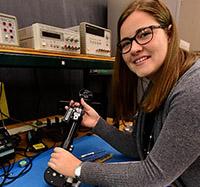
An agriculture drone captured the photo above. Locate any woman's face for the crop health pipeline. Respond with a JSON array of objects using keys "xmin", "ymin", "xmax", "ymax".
[{"xmin": 120, "ymin": 10, "xmax": 169, "ymax": 79}]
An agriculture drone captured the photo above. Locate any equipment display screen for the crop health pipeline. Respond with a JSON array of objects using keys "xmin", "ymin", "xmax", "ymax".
[
  {"xmin": 86, "ymin": 24, "xmax": 104, "ymax": 37},
  {"xmin": 42, "ymin": 31, "xmax": 61, "ymax": 39}
]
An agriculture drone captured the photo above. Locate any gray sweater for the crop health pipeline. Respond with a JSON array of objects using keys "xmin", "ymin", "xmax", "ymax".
[{"xmin": 79, "ymin": 59, "xmax": 200, "ymax": 187}]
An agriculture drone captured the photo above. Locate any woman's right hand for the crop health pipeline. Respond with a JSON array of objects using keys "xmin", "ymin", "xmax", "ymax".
[{"xmin": 66, "ymin": 98, "xmax": 100, "ymax": 128}]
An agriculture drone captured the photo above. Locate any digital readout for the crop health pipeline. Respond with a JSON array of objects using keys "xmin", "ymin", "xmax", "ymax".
[{"xmin": 42, "ymin": 31, "xmax": 61, "ymax": 39}]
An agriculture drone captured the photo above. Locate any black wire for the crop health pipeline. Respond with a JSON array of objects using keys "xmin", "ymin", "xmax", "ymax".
[
  {"xmin": 1, "ymin": 154, "xmax": 33, "ymax": 185},
  {"xmin": 0, "ymin": 145, "xmax": 47, "ymax": 186},
  {"xmin": 0, "ymin": 164, "xmax": 7, "ymax": 186},
  {"xmin": 3, "ymin": 160, "xmax": 33, "ymax": 185},
  {"xmin": 0, "ymin": 160, "xmax": 12, "ymax": 186},
  {"xmin": 5, "ymin": 160, "xmax": 15, "ymax": 174}
]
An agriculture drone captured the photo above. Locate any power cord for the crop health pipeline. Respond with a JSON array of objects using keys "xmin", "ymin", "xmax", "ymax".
[
  {"xmin": 0, "ymin": 132, "xmax": 54, "ymax": 186},
  {"xmin": 0, "ymin": 147, "xmax": 45, "ymax": 186}
]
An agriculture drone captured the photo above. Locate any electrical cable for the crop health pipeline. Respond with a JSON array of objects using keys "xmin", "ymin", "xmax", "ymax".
[
  {"xmin": 0, "ymin": 149, "xmax": 44, "ymax": 186},
  {"xmin": 0, "ymin": 164, "xmax": 8, "ymax": 186},
  {"xmin": 0, "ymin": 134, "xmax": 51, "ymax": 186},
  {"xmin": 0, "ymin": 160, "xmax": 15, "ymax": 186},
  {"xmin": 2, "ymin": 160, "xmax": 33, "ymax": 185}
]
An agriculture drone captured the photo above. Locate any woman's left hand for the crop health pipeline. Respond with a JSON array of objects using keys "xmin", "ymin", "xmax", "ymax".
[{"xmin": 48, "ymin": 147, "xmax": 82, "ymax": 178}]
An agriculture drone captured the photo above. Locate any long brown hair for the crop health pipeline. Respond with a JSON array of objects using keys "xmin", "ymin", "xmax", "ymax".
[{"xmin": 112, "ymin": 0, "xmax": 197, "ymax": 120}]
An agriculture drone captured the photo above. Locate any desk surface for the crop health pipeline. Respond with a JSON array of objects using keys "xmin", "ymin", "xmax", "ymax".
[{"xmin": 0, "ymin": 135, "xmax": 131, "ymax": 187}]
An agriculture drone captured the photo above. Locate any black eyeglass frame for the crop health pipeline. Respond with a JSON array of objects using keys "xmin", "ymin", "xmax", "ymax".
[{"xmin": 118, "ymin": 25, "xmax": 164, "ymax": 54}]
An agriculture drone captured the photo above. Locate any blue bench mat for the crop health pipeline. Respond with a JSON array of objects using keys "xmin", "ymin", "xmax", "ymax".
[{"xmin": 0, "ymin": 135, "xmax": 131, "ymax": 187}]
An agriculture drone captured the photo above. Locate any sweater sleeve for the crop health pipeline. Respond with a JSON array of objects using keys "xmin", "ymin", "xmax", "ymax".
[
  {"xmin": 79, "ymin": 62, "xmax": 200, "ymax": 187},
  {"xmin": 92, "ymin": 117, "xmax": 139, "ymax": 158}
]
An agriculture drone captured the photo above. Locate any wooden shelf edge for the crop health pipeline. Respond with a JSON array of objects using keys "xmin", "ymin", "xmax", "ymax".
[{"xmin": 0, "ymin": 45, "xmax": 115, "ymax": 62}]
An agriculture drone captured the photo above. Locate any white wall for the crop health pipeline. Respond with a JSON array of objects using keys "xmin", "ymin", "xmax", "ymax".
[
  {"xmin": 107, "ymin": 0, "xmax": 133, "ymax": 56},
  {"xmin": 178, "ymin": 0, "xmax": 200, "ymax": 51}
]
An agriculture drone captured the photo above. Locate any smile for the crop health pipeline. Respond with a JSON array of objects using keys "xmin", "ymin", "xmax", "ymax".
[{"xmin": 134, "ymin": 56, "xmax": 150, "ymax": 64}]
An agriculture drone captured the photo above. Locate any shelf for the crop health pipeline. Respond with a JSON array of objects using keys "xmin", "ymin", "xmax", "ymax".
[{"xmin": 0, "ymin": 46, "xmax": 114, "ymax": 69}]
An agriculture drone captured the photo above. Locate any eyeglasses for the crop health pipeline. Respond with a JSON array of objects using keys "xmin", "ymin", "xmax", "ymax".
[{"xmin": 118, "ymin": 25, "xmax": 163, "ymax": 54}]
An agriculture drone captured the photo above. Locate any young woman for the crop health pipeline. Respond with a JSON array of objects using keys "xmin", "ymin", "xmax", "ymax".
[{"xmin": 48, "ymin": 0, "xmax": 200, "ymax": 186}]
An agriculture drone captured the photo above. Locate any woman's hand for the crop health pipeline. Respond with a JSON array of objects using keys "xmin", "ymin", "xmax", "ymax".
[
  {"xmin": 48, "ymin": 147, "xmax": 82, "ymax": 178},
  {"xmin": 66, "ymin": 98, "xmax": 100, "ymax": 128},
  {"xmin": 80, "ymin": 98, "xmax": 100, "ymax": 128}
]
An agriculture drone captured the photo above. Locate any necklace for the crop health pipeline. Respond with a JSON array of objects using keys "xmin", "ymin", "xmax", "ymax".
[
  {"xmin": 147, "ymin": 134, "xmax": 154, "ymax": 155},
  {"xmin": 143, "ymin": 111, "xmax": 155, "ymax": 157}
]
